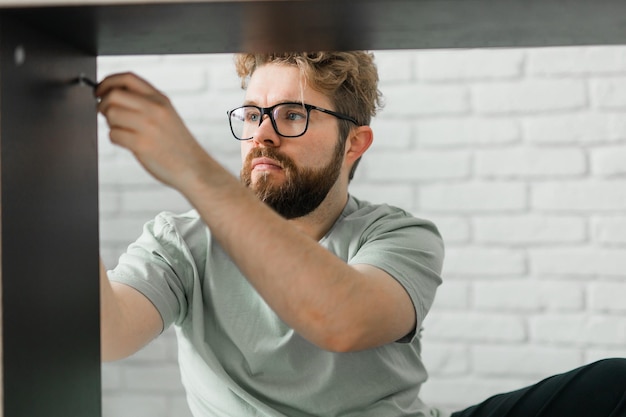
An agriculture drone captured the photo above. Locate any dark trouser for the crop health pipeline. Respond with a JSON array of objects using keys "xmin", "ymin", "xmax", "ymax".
[{"xmin": 451, "ymin": 358, "xmax": 626, "ymax": 417}]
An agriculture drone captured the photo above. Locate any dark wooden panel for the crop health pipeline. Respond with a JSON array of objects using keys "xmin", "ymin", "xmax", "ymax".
[
  {"xmin": 0, "ymin": 17, "xmax": 100, "ymax": 417},
  {"xmin": 6, "ymin": 0, "xmax": 626, "ymax": 56}
]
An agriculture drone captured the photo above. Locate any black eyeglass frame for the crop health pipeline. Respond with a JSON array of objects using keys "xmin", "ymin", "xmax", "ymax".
[{"xmin": 226, "ymin": 102, "xmax": 359, "ymax": 141}]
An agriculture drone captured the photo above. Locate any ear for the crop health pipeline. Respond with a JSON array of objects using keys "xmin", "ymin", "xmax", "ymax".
[{"xmin": 344, "ymin": 125, "xmax": 373, "ymax": 166}]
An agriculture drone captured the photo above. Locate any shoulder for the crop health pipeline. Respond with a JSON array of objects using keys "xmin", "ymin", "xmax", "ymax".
[
  {"xmin": 147, "ymin": 209, "xmax": 205, "ymax": 239},
  {"xmin": 151, "ymin": 209, "xmax": 202, "ymax": 228},
  {"xmin": 323, "ymin": 195, "xmax": 444, "ymax": 264},
  {"xmin": 338, "ymin": 195, "xmax": 440, "ymax": 238},
  {"xmin": 134, "ymin": 210, "xmax": 210, "ymax": 262}
]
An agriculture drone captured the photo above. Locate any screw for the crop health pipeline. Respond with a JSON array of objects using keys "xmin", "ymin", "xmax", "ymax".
[{"xmin": 78, "ymin": 73, "xmax": 98, "ymax": 89}]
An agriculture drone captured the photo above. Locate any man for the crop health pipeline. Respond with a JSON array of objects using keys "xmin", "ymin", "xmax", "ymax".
[{"xmin": 97, "ymin": 52, "xmax": 626, "ymax": 417}]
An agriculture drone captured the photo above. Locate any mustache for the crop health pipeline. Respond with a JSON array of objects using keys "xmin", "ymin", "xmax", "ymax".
[{"xmin": 244, "ymin": 147, "xmax": 296, "ymax": 170}]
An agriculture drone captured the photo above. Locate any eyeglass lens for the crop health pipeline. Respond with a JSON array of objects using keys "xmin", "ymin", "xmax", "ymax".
[{"xmin": 229, "ymin": 103, "xmax": 309, "ymax": 140}]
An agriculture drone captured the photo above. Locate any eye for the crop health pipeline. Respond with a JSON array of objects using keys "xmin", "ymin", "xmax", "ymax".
[
  {"xmin": 244, "ymin": 109, "xmax": 261, "ymax": 122},
  {"xmin": 278, "ymin": 104, "xmax": 307, "ymax": 122},
  {"xmin": 286, "ymin": 111, "xmax": 306, "ymax": 121}
]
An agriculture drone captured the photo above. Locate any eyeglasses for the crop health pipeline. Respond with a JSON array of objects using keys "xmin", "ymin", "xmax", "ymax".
[{"xmin": 227, "ymin": 102, "xmax": 358, "ymax": 141}]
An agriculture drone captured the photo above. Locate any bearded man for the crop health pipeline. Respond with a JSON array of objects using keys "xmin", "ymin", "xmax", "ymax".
[{"xmin": 97, "ymin": 52, "xmax": 626, "ymax": 417}]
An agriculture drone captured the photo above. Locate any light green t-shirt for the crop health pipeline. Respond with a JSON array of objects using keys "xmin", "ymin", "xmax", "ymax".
[{"xmin": 109, "ymin": 195, "xmax": 445, "ymax": 417}]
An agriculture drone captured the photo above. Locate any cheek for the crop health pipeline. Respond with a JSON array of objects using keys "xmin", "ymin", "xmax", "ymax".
[{"xmin": 240, "ymin": 142, "xmax": 252, "ymax": 162}]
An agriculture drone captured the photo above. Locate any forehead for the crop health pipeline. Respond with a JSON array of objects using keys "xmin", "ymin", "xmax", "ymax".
[{"xmin": 244, "ymin": 63, "xmax": 332, "ymax": 107}]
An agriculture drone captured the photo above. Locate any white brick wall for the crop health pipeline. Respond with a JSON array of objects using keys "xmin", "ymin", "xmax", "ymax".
[{"xmin": 98, "ymin": 47, "xmax": 626, "ymax": 416}]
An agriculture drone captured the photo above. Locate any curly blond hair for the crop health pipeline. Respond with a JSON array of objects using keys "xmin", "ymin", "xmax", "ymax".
[{"xmin": 234, "ymin": 51, "xmax": 383, "ymax": 179}]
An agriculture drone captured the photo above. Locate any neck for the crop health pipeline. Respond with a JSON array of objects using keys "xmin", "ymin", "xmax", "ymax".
[{"xmin": 289, "ymin": 183, "xmax": 349, "ymax": 241}]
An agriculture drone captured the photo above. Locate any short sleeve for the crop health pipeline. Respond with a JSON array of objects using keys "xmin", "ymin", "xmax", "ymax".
[
  {"xmin": 108, "ymin": 212, "xmax": 199, "ymax": 330},
  {"xmin": 347, "ymin": 209, "xmax": 444, "ymax": 343}
]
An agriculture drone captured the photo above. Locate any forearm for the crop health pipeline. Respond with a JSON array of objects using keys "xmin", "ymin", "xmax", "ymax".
[{"xmin": 179, "ymin": 159, "xmax": 414, "ymax": 352}]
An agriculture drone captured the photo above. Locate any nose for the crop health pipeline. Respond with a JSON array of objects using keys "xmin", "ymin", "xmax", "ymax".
[{"xmin": 251, "ymin": 114, "xmax": 281, "ymax": 147}]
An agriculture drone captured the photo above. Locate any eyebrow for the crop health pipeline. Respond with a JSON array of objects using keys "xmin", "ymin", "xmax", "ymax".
[{"xmin": 242, "ymin": 99, "xmax": 305, "ymax": 107}]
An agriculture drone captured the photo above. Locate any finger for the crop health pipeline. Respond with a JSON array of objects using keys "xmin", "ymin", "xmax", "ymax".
[
  {"xmin": 96, "ymin": 72, "xmax": 154, "ymax": 96},
  {"xmin": 95, "ymin": 72, "xmax": 161, "ymax": 99},
  {"xmin": 97, "ymin": 87, "xmax": 153, "ymax": 115},
  {"xmin": 107, "ymin": 125, "xmax": 141, "ymax": 150},
  {"xmin": 101, "ymin": 105, "xmax": 146, "ymax": 136}
]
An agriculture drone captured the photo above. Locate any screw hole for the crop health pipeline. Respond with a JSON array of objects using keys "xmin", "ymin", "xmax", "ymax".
[{"xmin": 14, "ymin": 45, "xmax": 25, "ymax": 66}]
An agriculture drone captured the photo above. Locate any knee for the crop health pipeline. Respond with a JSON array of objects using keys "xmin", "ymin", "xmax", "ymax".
[
  {"xmin": 589, "ymin": 358, "xmax": 626, "ymax": 381},
  {"xmin": 592, "ymin": 357, "xmax": 626, "ymax": 369}
]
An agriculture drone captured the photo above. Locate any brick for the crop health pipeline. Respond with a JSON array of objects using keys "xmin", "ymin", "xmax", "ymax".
[
  {"xmin": 187, "ymin": 121, "xmax": 243, "ymax": 153},
  {"xmin": 369, "ymin": 118, "xmax": 412, "ymax": 149},
  {"xmin": 473, "ymin": 80, "xmax": 586, "ymax": 114},
  {"xmin": 443, "ymin": 247, "xmax": 526, "ymax": 277},
  {"xmin": 134, "ymin": 65, "xmax": 209, "ymax": 94},
  {"xmin": 527, "ymin": 46, "xmax": 626, "ymax": 75},
  {"xmin": 473, "ymin": 215, "xmax": 586, "ymax": 244},
  {"xmin": 163, "ymin": 328, "xmax": 182, "ymax": 361},
  {"xmin": 429, "ymin": 281, "xmax": 470, "ymax": 310},
  {"xmin": 417, "ymin": 48, "xmax": 523, "ymax": 80},
  {"xmin": 421, "ymin": 215, "xmax": 470, "ymax": 244},
  {"xmin": 365, "ymin": 150, "xmax": 471, "ymax": 181},
  {"xmin": 349, "ymin": 184, "xmax": 414, "ymax": 209},
  {"xmin": 383, "ymin": 84, "xmax": 469, "ymax": 116},
  {"xmin": 591, "ymin": 145, "xmax": 626, "ymax": 176},
  {"xmin": 168, "ymin": 396, "xmax": 194, "ymax": 417},
  {"xmin": 103, "ymin": 394, "xmax": 169, "ymax": 417},
  {"xmin": 524, "ymin": 112, "xmax": 616, "ymax": 144},
  {"xmin": 420, "ymin": 342, "xmax": 469, "ymax": 376},
  {"xmin": 376, "ymin": 50, "xmax": 414, "ymax": 83},
  {"xmin": 592, "ymin": 77, "xmax": 626, "ymax": 109},
  {"xmin": 420, "ymin": 182, "xmax": 526, "ymax": 212},
  {"xmin": 608, "ymin": 112, "xmax": 626, "ymax": 140},
  {"xmin": 220, "ymin": 90, "xmax": 254, "ymax": 119},
  {"xmin": 126, "ymin": 335, "xmax": 173, "ymax": 362},
  {"xmin": 98, "ymin": 125, "xmax": 119, "ymax": 158},
  {"xmin": 170, "ymin": 92, "xmax": 215, "ymax": 122},
  {"xmin": 472, "ymin": 345, "xmax": 582, "ymax": 377},
  {"xmin": 100, "ymin": 246, "xmax": 125, "ymax": 270},
  {"xmin": 99, "ymin": 189, "xmax": 121, "ymax": 215},
  {"xmin": 532, "ymin": 180, "xmax": 626, "ymax": 211},
  {"xmin": 589, "ymin": 282, "xmax": 626, "ymax": 312},
  {"xmin": 208, "ymin": 59, "xmax": 245, "ymax": 92},
  {"xmin": 423, "ymin": 312, "xmax": 526, "ymax": 342},
  {"xmin": 586, "ymin": 349, "xmax": 626, "ymax": 363},
  {"xmin": 473, "ymin": 280, "xmax": 583, "ymax": 311},
  {"xmin": 420, "ymin": 377, "xmax": 534, "ymax": 411},
  {"xmin": 99, "ymin": 158, "xmax": 160, "ymax": 186},
  {"xmin": 102, "ymin": 363, "xmax": 123, "ymax": 391},
  {"xmin": 539, "ymin": 281, "xmax": 586, "ymax": 310},
  {"xmin": 592, "ymin": 215, "xmax": 626, "ymax": 244},
  {"xmin": 123, "ymin": 364, "xmax": 186, "ymax": 392},
  {"xmin": 121, "ymin": 188, "xmax": 191, "ymax": 214},
  {"xmin": 98, "ymin": 55, "xmax": 163, "ymax": 74},
  {"xmin": 172, "ymin": 90, "xmax": 243, "ymax": 123},
  {"xmin": 416, "ymin": 117, "xmax": 520, "ymax": 147},
  {"xmin": 100, "ymin": 216, "xmax": 149, "ymax": 244},
  {"xmin": 531, "ymin": 247, "xmax": 626, "ymax": 277},
  {"xmin": 530, "ymin": 314, "xmax": 626, "ymax": 346},
  {"xmin": 163, "ymin": 53, "xmax": 227, "ymax": 66},
  {"xmin": 475, "ymin": 147, "xmax": 586, "ymax": 178}
]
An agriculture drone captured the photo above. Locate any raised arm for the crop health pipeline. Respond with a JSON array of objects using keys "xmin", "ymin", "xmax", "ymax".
[{"xmin": 96, "ymin": 72, "xmax": 429, "ymax": 352}]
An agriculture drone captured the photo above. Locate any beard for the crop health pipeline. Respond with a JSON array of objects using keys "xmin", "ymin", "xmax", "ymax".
[{"xmin": 240, "ymin": 141, "xmax": 344, "ymax": 219}]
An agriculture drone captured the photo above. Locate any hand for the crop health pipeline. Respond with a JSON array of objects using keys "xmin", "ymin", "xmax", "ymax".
[{"xmin": 96, "ymin": 72, "xmax": 209, "ymax": 191}]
